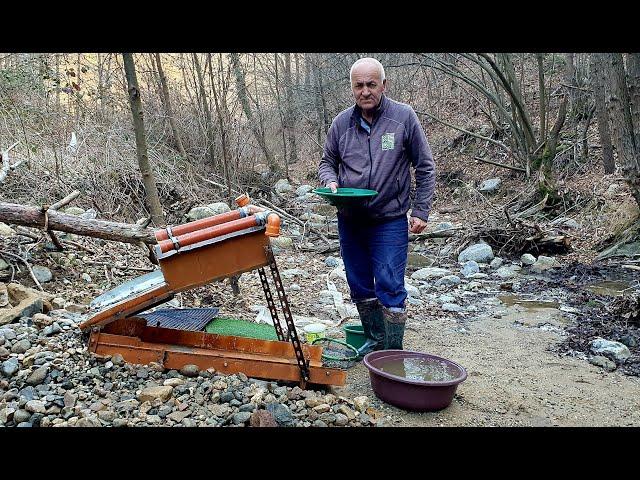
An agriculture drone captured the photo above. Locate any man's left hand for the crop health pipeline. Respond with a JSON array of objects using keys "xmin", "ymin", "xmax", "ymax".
[{"xmin": 409, "ymin": 216, "xmax": 428, "ymax": 234}]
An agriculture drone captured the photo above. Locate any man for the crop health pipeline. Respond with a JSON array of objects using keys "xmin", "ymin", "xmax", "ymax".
[{"xmin": 318, "ymin": 57, "xmax": 436, "ymax": 355}]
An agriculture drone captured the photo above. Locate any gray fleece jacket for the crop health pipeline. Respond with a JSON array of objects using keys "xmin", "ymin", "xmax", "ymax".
[{"xmin": 318, "ymin": 95, "xmax": 436, "ymax": 222}]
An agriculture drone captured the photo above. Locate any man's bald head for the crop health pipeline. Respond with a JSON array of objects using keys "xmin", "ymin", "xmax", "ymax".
[{"xmin": 350, "ymin": 57, "xmax": 386, "ymax": 83}]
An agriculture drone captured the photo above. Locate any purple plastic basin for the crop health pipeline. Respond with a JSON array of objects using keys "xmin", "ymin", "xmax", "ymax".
[{"xmin": 363, "ymin": 350, "xmax": 467, "ymax": 412}]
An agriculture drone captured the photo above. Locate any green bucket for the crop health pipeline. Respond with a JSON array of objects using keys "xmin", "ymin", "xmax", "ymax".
[{"xmin": 343, "ymin": 324, "xmax": 366, "ymax": 350}]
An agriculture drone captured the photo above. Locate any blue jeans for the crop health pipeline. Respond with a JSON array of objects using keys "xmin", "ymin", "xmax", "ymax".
[{"xmin": 337, "ymin": 214, "xmax": 409, "ymax": 310}]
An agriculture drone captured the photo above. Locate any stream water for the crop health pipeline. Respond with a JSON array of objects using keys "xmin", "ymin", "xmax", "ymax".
[
  {"xmin": 498, "ymin": 294, "xmax": 560, "ymax": 310},
  {"xmin": 585, "ymin": 280, "xmax": 632, "ymax": 297}
]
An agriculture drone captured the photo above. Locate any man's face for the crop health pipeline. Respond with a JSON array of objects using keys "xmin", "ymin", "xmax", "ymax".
[{"xmin": 351, "ymin": 63, "xmax": 386, "ymax": 114}]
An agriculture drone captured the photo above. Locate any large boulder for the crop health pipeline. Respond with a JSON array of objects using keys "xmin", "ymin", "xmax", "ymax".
[
  {"xmin": 185, "ymin": 203, "xmax": 230, "ymax": 221},
  {"xmin": 0, "ymin": 283, "xmax": 51, "ymax": 325},
  {"xmin": 206, "ymin": 202, "xmax": 231, "ymax": 216},
  {"xmin": 458, "ymin": 243, "xmax": 494, "ymax": 263},
  {"xmin": 590, "ymin": 338, "xmax": 631, "ymax": 363}
]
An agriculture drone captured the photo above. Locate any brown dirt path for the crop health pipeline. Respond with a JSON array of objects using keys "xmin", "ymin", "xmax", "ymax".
[{"xmin": 333, "ymin": 304, "xmax": 640, "ymax": 427}]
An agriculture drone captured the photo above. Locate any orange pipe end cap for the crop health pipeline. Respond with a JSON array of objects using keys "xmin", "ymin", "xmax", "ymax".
[
  {"xmin": 265, "ymin": 213, "xmax": 281, "ymax": 237},
  {"xmin": 235, "ymin": 194, "xmax": 250, "ymax": 207}
]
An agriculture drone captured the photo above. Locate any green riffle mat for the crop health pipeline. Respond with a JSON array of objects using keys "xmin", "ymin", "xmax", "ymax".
[{"xmin": 205, "ymin": 317, "xmax": 278, "ymax": 341}]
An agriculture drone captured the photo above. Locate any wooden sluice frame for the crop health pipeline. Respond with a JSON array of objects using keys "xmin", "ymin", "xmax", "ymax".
[{"xmin": 79, "ymin": 200, "xmax": 346, "ymax": 388}]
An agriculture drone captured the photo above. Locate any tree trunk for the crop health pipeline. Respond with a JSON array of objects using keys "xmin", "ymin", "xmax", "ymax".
[
  {"xmin": 536, "ymin": 53, "xmax": 547, "ymax": 140},
  {"xmin": 192, "ymin": 53, "xmax": 217, "ymax": 167},
  {"xmin": 154, "ymin": 53, "xmax": 188, "ymax": 159},
  {"xmin": 122, "ymin": 53, "xmax": 165, "ymax": 226},
  {"xmin": 283, "ymin": 52, "xmax": 298, "ymax": 165},
  {"xmin": 207, "ymin": 53, "xmax": 232, "ymax": 203},
  {"xmin": 0, "ymin": 202, "xmax": 156, "ymax": 244},
  {"xmin": 606, "ymin": 53, "xmax": 640, "ymax": 206},
  {"xmin": 229, "ymin": 53, "xmax": 276, "ymax": 169},
  {"xmin": 590, "ymin": 53, "xmax": 616, "ymax": 174}
]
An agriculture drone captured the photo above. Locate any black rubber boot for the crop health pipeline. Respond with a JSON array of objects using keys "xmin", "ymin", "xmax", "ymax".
[
  {"xmin": 383, "ymin": 307, "xmax": 407, "ymax": 350},
  {"xmin": 355, "ymin": 299, "xmax": 385, "ymax": 357}
]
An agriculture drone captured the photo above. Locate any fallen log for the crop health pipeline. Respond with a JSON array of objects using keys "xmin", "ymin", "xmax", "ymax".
[{"xmin": 0, "ymin": 201, "xmax": 156, "ymax": 245}]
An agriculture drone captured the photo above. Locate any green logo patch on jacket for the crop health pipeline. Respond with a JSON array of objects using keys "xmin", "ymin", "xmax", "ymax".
[{"xmin": 381, "ymin": 132, "xmax": 395, "ymax": 151}]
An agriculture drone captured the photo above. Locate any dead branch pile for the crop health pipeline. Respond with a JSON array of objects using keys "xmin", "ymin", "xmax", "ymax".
[{"xmin": 477, "ymin": 219, "xmax": 572, "ymax": 256}]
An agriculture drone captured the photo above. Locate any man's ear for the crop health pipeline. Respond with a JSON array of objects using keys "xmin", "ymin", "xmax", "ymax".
[{"xmin": 382, "ymin": 78, "xmax": 388, "ymax": 92}]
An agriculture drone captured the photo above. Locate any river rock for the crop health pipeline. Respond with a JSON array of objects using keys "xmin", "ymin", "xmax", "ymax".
[
  {"xmin": 232, "ymin": 411, "xmax": 252, "ymax": 425},
  {"xmin": 411, "ymin": 267, "xmax": 452, "ymax": 280},
  {"xmin": 138, "ymin": 386, "xmax": 173, "ymax": 403},
  {"xmin": 0, "ymin": 222, "xmax": 16, "ymax": 237},
  {"xmin": 274, "ymin": 179, "xmax": 293, "ymax": 194},
  {"xmin": 25, "ymin": 400, "xmax": 46, "ymax": 414},
  {"xmin": 589, "ymin": 355, "xmax": 616, "ymax": 371},
  {"xmin": 64, "ymin": 207, "xmax": 85, "ymax": 216},
  {"xmin": 405, "ymin": 282, "xmax": 420, "ymax": 298},
  {"xmin": 13, "ymin": 409, "xmax": 31, "ymax": 423},
  {"xmin": 520, "ymin": 254, "xmax": 536, "ymax": 265},
  {"xmin": 436, "ymin": 275, "xmax": 462, "ymax": 286},
  {"xmin": 2, "ymin": 358, "xmax": 19, "ymax": 377},
  {"xmin": 270, "ymin": 237, "xmax": 293, "ymax": 250},
  {"xmin": 26, "ymin": 366, "xmax": 48, "ymax": 386},
  {"xmin": 442, "ymin": 303, "xmax": 463, "ymax": 312},
  {"xmin": 206, "ymin": 202, "xmax": 231, "ymax": 215},
  {"xmin": 619, "ymin": 335, "xmax": 638, "ymax": 348},
  {"xmin": 0, "ymin": 258, "xmax": 9, "ymax": 271},
  {"xmin": 460, "ymin": 261, "xmax": 480, "ymax": 277},
  {"xmin": 185, "ymin": 206, "xmax": 214, "ymax": 221},
  {"xmin": 458, "ymin": 243, "xmax": 494, "ymax": 263},
  {"xmin": 11, "ymin": 338, "xmax": 31, "ymax": 354},
  {"xmin": 1, "ymin": 284, "xmax": 45, "ymax": 325},
  {"xmin": 530, "ymin": 255, "xmax": 561, "ymax": 273},
  {"xmin": 180, "ymin": 364, "xmax": 199, "ymax": 377},
  {"xmin": 590, "ymin": 338, "xmax": 631, "ymax": 363},
  {"xmin": 407, "ymin": 253, "xmax": 437, "ymax": 270},
  {"xmin": 478, "ymin": 177, "xmax": 502, "ymax": 193},
  {"xmin": 490, "ymin": 257, "xmax": 504, "ymax": 270},
  {"xmin": 266, "ymin": 403, "xmax": 293, "ymax": 426},
  {"xmin": 325, "ymin": 256, "xmax": 341, "ymax": 268},
  {"xmin": 250, "ymin": 409, "xmax": 278, "ymax": 427},
  {"xmin": 32, "ymin": 266, "xmax": 53, "ymax": 284},
  {"xmin": 296, "ymin": 185, "xmax": 314, "ymax": 196},
  {"xmin": 495, "ymin": 266, "xmax": 519, "ymax": 279}
]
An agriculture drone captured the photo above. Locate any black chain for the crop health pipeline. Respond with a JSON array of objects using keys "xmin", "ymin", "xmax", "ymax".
[{"xmin": 258, "ymin": 267, "xmax": 286, "ymax": 342}]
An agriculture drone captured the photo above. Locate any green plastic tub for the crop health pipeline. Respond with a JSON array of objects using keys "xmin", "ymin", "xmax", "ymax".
[{"xmin": 343, "ymin": 324, "xmax": 366, "ymax": 350}]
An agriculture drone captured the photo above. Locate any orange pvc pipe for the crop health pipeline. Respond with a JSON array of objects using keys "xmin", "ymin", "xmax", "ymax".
[
  {"xmin": 154, "ymin": 210, "xmax": 243, "ymax": 242},
  {"xmin": 158, "ymin": 215, "xmax": 260, "ymax": 253}
]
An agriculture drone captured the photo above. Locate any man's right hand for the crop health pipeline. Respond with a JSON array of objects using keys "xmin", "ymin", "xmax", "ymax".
[{"xmin": 327, "ymin": 182, "xmax": 338, "ymax": 193}]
